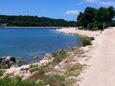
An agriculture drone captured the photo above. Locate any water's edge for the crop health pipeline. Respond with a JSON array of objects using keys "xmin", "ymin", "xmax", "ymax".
[{"xmin": 0, "ymin": 28, "xmax": 80, "ymax": 64}]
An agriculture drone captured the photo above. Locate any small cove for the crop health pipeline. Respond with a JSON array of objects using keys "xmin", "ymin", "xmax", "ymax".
[{"xmin": 0, "ymin": 28, "xmax": 80, "ymax": 63}]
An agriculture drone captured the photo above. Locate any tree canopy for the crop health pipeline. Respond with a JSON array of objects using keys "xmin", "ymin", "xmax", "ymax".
[
  {"xmin": 0, "ymin": 15, "xmax": 75, "ymax": 27},
  {"xmin": 77, "ymin": 6, "xmax": 115, "ymax": 30}
]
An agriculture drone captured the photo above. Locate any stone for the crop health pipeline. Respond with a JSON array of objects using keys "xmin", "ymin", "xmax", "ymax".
[
  {"xmin": 5, "ymin": 56, "xmax": 16, "ymax": 63},
  {"xmin": 0, "ymin": 56, "xmax": 17, "ymax": 68}
]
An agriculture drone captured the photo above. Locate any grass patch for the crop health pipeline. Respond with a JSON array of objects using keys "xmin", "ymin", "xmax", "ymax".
[
  {"xmin": 29, "ymin": 64, "xmax": 39, "ymax": 73},
  {"xmin": 28, "ymin": 50, "xmax": 67, "ymax": 85},
  {"xmin": 29, "ymin": 66, "xmax": 67, "ymax": 86},
  {"xmin": 0, "ymin": 70, "xmax": 5, "ymax": 77},
  {"xmin": 52, "ymin": 49, "xmax": 66, "ymax": 65},
  {"xmin": 28, "ymin": 65, "xmax": 50, "ymax": 81},
  {"xmin": 65, "ymin": 63, "xmax": 85, "ymax": 77},
  {"xmin": 43, "ymin": 74, "xmax": 66, "ymax": 86},
  {"xmin": 0, "ymin": 76, "xmax": 45, "ymax": 86}
]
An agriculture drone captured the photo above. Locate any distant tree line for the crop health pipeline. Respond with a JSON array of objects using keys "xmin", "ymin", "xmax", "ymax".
[
  {"xmin": 77, "ymin": 6, "xmax": 115, "ymax": 30},
  {"xmin": 0, "ymin": 15, "xmax": 75, "ymax": 27}
]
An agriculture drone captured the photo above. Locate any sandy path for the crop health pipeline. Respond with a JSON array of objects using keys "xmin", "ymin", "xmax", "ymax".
[
  {"xmin": 80, "ymin": 27, "xmax": 115, "ymax": 86},
  {"xmin": 56, "ymin": 28, "xmax": 100, "ymax": 37}
]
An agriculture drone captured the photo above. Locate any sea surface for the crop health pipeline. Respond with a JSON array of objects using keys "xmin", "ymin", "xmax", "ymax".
[{"xmin": 0, "ymin": 28, "xmax": 80, "ymax": 63}]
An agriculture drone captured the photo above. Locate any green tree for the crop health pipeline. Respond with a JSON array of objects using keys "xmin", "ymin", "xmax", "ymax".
[
  {"xmin": 77, "ymin": 7, "xmax": 97, "ymax": 29},
  {"xmin": 77, "ymin": 6, "xmax": 115, "ymax": 30}
]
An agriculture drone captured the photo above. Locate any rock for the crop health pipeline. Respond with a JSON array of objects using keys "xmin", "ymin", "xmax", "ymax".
[
  {"xmin": 43, "ymin": 53, "xmax": 52, "ymax": 60},
  {"xmin": 16, "ymin": 60, "xmax": 23, "ymax": 67},
  {"xmin": 68, "ymin": 46, "xmax": 78, "ymax": 51},
  {"xmin": 5, "ymin": 56, "xmax": 16, "ymax": 63},
  {"xmin": 33, "ymin": 56, "xmax": 38, "ymax": 59},
  {"xmin": 40, "ymin": 60, "xmax": 49, "ymax": 65},
  {"xmin": 0, "ymin": 58, "xmax": 3, "ymax": 64},
  {"xmin": 0, "ymin": 56, "xmax": 17, "ymax": 68},
  {"xmin": 58, "ymin": 49, "xmax": 64, "ymax": 52}
]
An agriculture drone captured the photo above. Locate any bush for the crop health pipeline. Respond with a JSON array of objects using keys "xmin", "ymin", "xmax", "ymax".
[
  {"xmin": 65, "ymin": 63, "xmax": 85, "ymax": 77},
  {"xmin": 29, "ymin": 64, "xmax": 39, "ymax": 73},
  {"xmin": 0, "ymin": 76, "xmax": 44, "ymax": 86},
  {"xmin": 28, "ymin": 65, "xmax": 50, "ymax": 81},
  {"xmin": 96, "ymin": 23, "xmax": 104, "ymax": 30},
  {"xmin": 30, "ymin": 67, "xmax": 39, "ymax": 73},
  {"xmin": 52, "ymin": 50, "xmax": 66, "ymax": 65},
  {"xmin": 90, "ymin": 37, "xmax": 95, "ymax": 40},
  {"xmin": 0, "ymin": 70, "xmax": 5, "ymax": 77},
  {"xmin": 80, "ymin": 37, "xmax": 93, "ymax": 47},
  {"xmin": 87, "ymin": 23, "xmax": 94, "ymax": 30},
  {"xmin": 43, "ymin": 74, "xmax": 66, "ymax": 86}
]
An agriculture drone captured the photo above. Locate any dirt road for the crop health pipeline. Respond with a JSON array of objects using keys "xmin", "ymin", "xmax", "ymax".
[{"xmin": 80, "ymin": 27, "xmax": 115, "ymax": 86}]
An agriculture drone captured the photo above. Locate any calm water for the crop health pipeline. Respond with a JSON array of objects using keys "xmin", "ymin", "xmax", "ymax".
[{"xmin": 0, "ymin": 28, "xmax": 80, "ymax": 63}]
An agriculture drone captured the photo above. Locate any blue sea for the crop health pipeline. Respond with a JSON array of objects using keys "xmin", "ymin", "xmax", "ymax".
[{"xmin": 0, "ymin": 28, "xmax": 80, "ymax": 63}]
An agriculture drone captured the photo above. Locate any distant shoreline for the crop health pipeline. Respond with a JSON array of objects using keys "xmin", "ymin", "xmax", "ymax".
[
  {"xmin": 0, "ymin": 26, "xmax": 60, "ymax": 28},
  {"xmin": 0, "ymin": 26, "xmax": 75, "ymax": 29},
  {"xmin": 56, "ymin": 27, "xmax": 101, "ymax": 37}
]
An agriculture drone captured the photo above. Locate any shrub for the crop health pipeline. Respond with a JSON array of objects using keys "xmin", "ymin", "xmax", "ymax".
[
  {"xmin": 80, "ymin": 37, "xmax": 93, "ymax": 47},
  {"xmin": 0, "ymin": 70, "xmax": 5, "ymax": 77},
  {"xmin": 29, "ymin": 64, "xmax": 39, "ymax": 73},
  {"xmin": 87, "ymin": 23, "xmax": 94, "ymax": 30},
  {"xmin": 30, "ymin": 64, "xmax": 38, "ymax": 68},
  {"xmin": 30, "ymin": 67, "xmax": 39, "ymax": 73},
  {"xmin": 28, "ymin": 65, "xmax": 48, "ymax": 81},
  {"xmin": 90, "ymin": 37, "xmax": 95, "ymax": 40},
  {"xmin": 43, "ymin": 74, "xmax": 66, "ymax": 86},
  {"xmin": 52, "ymin": 50, "xmax": 66, "ymax": 65},
  {"xmin": 0, "ymin": 76, "xmax": 44, "ymax": 86},
  {"xmin": 65, "ymin": 63, "xmax": 85, "ymax": 77}
]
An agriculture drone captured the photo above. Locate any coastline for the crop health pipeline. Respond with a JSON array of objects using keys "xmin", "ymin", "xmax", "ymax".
[
  {"xmin": 0, "ymin": 26, "xmax": 71, "ymax": 29},
  {"xmin": 56, "ymin": 27, "xmax": 101, "ymax": 37},
  {"xmin": 4, "ymin": 27, "xmax": 101, "ymax": 85},
  {"xmin": 57, "ymin": 27, "xmax": 115, "ymax": 86},
  {"xmin": 78, "ymin": 27, "xmax": 115, "ymax": 86}
]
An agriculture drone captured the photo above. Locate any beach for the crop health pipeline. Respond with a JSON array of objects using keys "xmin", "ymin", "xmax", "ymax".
[
  {"xmin": 79, "ymin": 27, "xmax": 115, "ymax": 86},
  {"xmin": 57, "ymin": 27, "xmax": 115, "ymax": 86},
  {"xmin": 56, "ymin": 27, "xmax": 101, "ymax": 37},
  {"xmin": 4, "ymin": 27, "xmax": 115, "ymax": 86},
  {"xmin": 5, "ymin": 27, "xmax": 97, "ymax": 80}
]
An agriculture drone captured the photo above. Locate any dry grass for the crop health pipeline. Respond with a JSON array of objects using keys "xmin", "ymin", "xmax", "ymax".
[{"xmin": 64, "ymin": 63, "xmax": 85, "ymax": 77}]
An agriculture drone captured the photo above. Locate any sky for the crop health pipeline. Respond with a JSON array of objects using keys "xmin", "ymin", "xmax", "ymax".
[{"xmin": 0, "ymin": 0, "xmax": 115, "ymax": 21}]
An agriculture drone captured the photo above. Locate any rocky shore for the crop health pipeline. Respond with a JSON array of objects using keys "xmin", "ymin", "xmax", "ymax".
[
  {"xmin": 0, "ymin": 28, "xmax": 101, "ymax": 86},
  {"xmin": 0, "ymin": 56, "xmax": 20, "ymax": 68}
]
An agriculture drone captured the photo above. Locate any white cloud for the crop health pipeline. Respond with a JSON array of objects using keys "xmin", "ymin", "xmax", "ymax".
[
  {"xmin": 86, "ymin": 0, "xmax": 96, "ymax": 3},
  {"xmin": 76, "ymin": 2, "xmax": 84, "ymax": 6},
  {"xmin": 98, "ymin": 1, "xmax": 115, "ymax": 6},
  {"xmin": 65, "ymin": 10, "xmax": 80, "ymax": 15},
  {"xmin": 85, "ymin": 0, "xmax": 115, "ymax": 7}
]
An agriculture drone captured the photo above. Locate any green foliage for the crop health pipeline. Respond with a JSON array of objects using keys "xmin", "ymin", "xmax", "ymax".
[
  {"xmin": 77, "ymin": 7, "xmax": 97, "ymax": 28},
  {"xmin": 0, "ymin": 70, "xmax": 5, "ymax": 77},
  {"xmin": 80, "ymin": 37, "xmax": 94, "ymax": 47},
  {"xmin": 65, "ymin": 63, "xmax": 85, "ymax": 77},
  {"xmin": 0, "ymin": 76, "xmax": 45, "ymax": 86},
  {"xmin": 87, "ymin": 23, "xmax": 95, "ymax": 30},
  {"xmin": 43, "ymin": 74, "xmax": 66, "ymax": 86},
  {"xmin": 52, "ymin": 50, "xmax": 66, "ymax": 64},
  {"xmin": 29, "ymin": 64, "xmax": 39, "ymax": 73},
  {"xmin": 0, "ymin": 15, "xmax": 76, "ymax": 27},
  {"xmin": 30, "ymin": 67, "xmax": 39, "ymax": 73},
  {"xmin": 111, "ymin": 20, "xmax": 115, "ymax": 26},
  {"xmin": 28, "ymin": 65, "xmax": 50, "ymax": 81},
  {"xmin": 89, "ymin": 37, "xmax": 95, "ymax": 40},
  {"xmin": 77, "ymin": 6, "xmax": 115, "ymax": 30}
]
